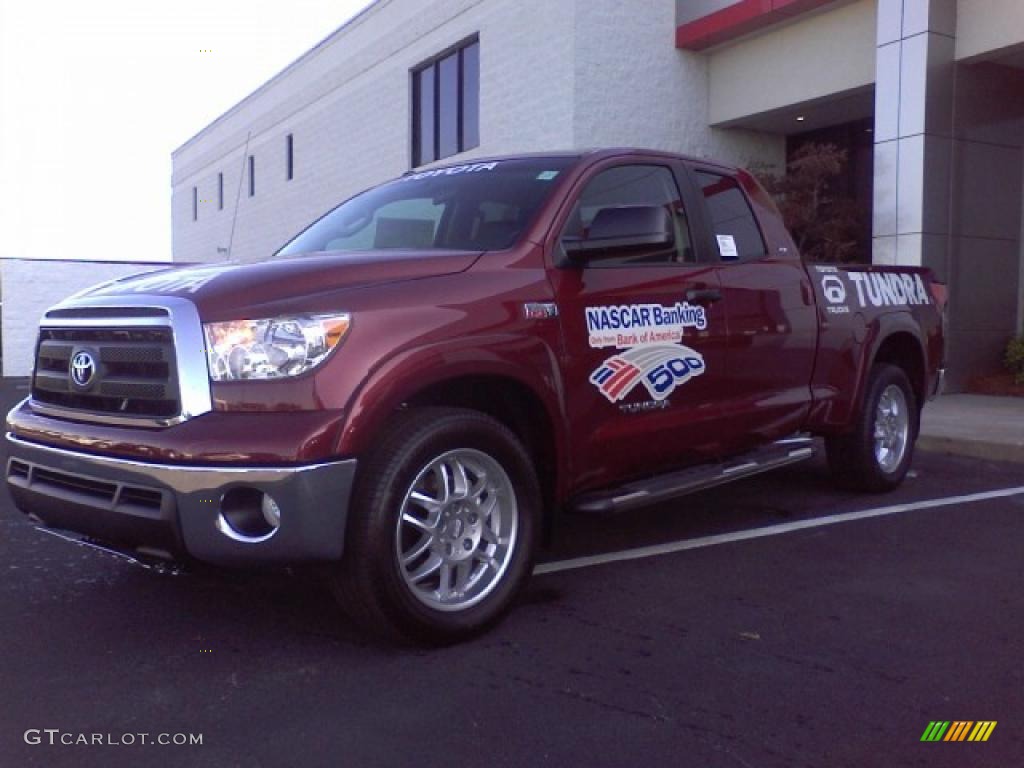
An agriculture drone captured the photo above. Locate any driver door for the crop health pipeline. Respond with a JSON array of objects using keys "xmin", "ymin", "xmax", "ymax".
[{"xmin": 549, "ymin": 162, "xmax": 730, "ymax": 492}]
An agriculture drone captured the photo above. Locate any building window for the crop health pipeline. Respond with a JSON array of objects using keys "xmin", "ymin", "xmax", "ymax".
[
  {"xmin": 286, "ymin": 134, "xmax": 294, "ymax": 180},
  {"xmin": 412, "ymin": 38, "xmax": 480, "ymax": 168},
  {"xmin": 192, "ymin": 186, "xmax": 198, "ymax": 221},
  {"xmin": 218, "ymin": 173, "xmax": 224, "ymax": 210},
  {"xmin": 248, "ymin": 155, "xmax": 255, "ymax": 197}
]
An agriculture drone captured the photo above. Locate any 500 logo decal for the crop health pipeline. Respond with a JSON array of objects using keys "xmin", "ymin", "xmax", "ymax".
[{"xmin": 590, "ymin": 344, "xmax": 705, "ymax": 403}]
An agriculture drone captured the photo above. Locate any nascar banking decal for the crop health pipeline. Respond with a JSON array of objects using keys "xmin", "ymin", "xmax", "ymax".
[{"xmin": 586, "ymin": 301, "xmax": 707, "ymax": 404}]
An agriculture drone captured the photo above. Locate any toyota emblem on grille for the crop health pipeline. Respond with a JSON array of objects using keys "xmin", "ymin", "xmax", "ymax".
[{"xmin": 70, "ymin": 350, "xmax": 97, "ymax": 389}]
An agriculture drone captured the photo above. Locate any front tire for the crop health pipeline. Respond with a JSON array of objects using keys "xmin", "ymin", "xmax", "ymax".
[
  {"xmin": 332, "ymin": 407, "xmax": 540, "ymax": 644},
  {"xmin": 826, "ymin": 363, "xmax": 918, "ymax": 492}
]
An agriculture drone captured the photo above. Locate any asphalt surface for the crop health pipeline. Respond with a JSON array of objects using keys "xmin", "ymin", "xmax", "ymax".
[{"xmin": 1, "ymin": 379, "xmax": 1022, "ymax": 767}]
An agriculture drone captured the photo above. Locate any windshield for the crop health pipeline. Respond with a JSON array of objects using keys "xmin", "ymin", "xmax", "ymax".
[{"xmin": 277, "ymin": 157, "xmax": 578, "ymax": 257}]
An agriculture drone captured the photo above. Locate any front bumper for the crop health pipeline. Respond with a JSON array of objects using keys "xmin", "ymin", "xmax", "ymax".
[{"xmin": 5, "ymin": 433, "xmax": 357, "ymax": 567}]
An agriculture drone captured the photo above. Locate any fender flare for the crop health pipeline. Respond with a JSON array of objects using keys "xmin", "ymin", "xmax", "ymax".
[
  {"xmin": 333, "ymin": 333, "xmax": 570, "ymax": 493},
  {"xmin": 847, "ymin": 311, "xmax": 928, "ymax": 426}
]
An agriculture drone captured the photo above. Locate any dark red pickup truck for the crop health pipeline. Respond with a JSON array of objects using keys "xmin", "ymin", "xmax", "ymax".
[{"xmin": 6, "ymin": 149, "xmax": 945, "ymax": 643}]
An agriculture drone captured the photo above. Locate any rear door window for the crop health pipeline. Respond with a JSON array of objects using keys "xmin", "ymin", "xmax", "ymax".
[{"xmin": 695, "ymin": 172, "xmax": 766, "ymax": 262}]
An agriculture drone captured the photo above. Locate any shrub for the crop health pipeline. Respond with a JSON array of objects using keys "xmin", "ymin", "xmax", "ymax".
[
  {"xmin": 752, "ymin": 143, "xmax": 867, "ymax": 264},
  {"xmin": 1006, "ymin": 335, "xmax": 1024, "ymax": 385}
]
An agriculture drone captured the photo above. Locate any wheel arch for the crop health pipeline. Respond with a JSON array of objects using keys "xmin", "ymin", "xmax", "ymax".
[
  {"xmin": 335, "ymin": 336, "xmax": 568, "ymax": 520},
  {"xmin": 871, "ymin": 330, "xmax": 927, "ymax": 413},
  {"xmin": 808, "ymin": 312, "xmax": 929, "ymax": 435},
  {"xmin": 401, "ymin": 375, "xmax": 560, "ymax": 521},
  {"xmin": 851, "ymin": 318, "xmax": 928, "ymax": 433}
]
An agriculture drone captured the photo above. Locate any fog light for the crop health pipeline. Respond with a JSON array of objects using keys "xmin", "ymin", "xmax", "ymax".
[
  {"xmin": 217, "ymin": 488, "xmax": 281, "ymax": 543},
  {"xmin": 261, "ymin": 494, "xmax": 282, "ymax": 528}
]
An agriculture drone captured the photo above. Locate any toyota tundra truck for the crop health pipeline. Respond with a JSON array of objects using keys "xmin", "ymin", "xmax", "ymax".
[{"xmin": 5, "ymin": 149, "xmax": 945, "ymax": 643}]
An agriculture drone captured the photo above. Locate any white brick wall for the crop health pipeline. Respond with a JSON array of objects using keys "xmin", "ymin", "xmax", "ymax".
[
  {"xmin": 172, "ymin": 0, "xmax": 578, "ymax": 264},
  {"xmin": 573, "ymin": 0, "xmax": 783, "ymax": 169},
  {"xmin": 1, "ymin": 259, "xmax": 167, "ymax": 377},
  {"xmin": 170, "ymin": 0, "xmax": 783, "ymax": 265}
]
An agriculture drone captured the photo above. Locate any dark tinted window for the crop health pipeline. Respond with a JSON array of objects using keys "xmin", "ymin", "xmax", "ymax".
[
  {"xmin": 278, "ymin": 158, "xmax": 575, "ymax": 256},
  {"xmin": 561, "ymin": 165, "xmax": 694, "ymax": 266},
  {"xmin": 414, "ymin": 67, "xmax": 436, "ymax": 165},
  {"xmin": 286, "ymin": 134, "xmax": 294, "ymax": 181},
  {"xmin": 217, "ymin": 173, "xmax": 224, "ymax": 210},
  {"xmin": 462, "ymin": 43, "xmax": 480, "ymax": 150},
  {"xmin": 412, "ymin": 39, "xmax": 480, "ymax": 168},
  {"xmin": 696, "ymin": 171, "xmax": 766, "ymax": 262},
  {"xmin": 248, "ymin": 156, "xmax": 255, "ymax": 197},
  {"xmin": 438, "ymin": 53, "xmax": 459, "ymax": 160}
]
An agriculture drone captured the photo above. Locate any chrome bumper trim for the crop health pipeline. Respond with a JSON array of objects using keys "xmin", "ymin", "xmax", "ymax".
[
  {"xmin": 27, "ymin": 399, "xmax": 189, "ymax": 428},
  {"xmin": 5, "ymin": 432, "xmax": 350, "ymax": 495},
  {"xmin": 6, "ymin": 432, "xmax": 358, "ymax": 566}
]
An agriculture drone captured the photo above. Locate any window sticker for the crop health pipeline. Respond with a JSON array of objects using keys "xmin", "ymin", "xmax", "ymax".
[
  {"xmin": 536, "ymin": 171, "xmax": 560, "ymax": 181},
  {"xmin": 716, "ymin": 234, "xmax": 738, "ymax": 258}
]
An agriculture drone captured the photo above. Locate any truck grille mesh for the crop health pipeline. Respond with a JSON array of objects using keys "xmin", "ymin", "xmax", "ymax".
[{"xmin": 31, "ymin": 327, "xmax": 181, "ymax": 419}]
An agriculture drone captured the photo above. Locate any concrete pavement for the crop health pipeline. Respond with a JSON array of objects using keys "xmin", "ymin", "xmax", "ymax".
[{"xmin": 919, "ymin": 394, "xmax": 1024, "ymax": 464}]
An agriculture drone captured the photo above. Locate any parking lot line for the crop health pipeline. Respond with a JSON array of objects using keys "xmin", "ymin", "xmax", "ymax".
[{"xmin": 535, "ymin": 486, "xmax": 1024, "ymax": 575}]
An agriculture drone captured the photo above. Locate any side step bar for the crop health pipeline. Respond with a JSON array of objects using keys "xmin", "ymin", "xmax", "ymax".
[{"xmin": 570, "ymin": 436, "xmax": 815, "ymax": 516}]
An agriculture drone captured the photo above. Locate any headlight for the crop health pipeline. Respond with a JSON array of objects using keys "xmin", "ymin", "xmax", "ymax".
[{"xmin": 203, "ymin": 314, "xmax": 351, "ymax": 381}]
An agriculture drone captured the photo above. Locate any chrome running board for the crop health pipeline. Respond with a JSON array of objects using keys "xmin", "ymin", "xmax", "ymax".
[{"xmin": 570, "ymin": 436, "xmax": 815, "ymax": 516}]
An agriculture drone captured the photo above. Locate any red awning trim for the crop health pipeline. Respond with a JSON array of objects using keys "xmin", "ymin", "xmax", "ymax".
[{"xmin": 676, "ymin": 0, "xmax": 833, "ymax": 50}]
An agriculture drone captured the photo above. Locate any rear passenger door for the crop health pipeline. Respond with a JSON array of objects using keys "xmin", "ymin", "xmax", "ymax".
[
  {"xmin": 549, "ymin": 161, "xmax": 731, "ymax": 492},
  {"xmin": 685, "ymin": 166, "xmax": 817, "ymax": 452}
]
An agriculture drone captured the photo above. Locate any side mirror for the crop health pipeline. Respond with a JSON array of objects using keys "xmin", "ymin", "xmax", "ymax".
[{"xmin": 563, "ymin": 206, "xmax": 674, "ymax": 259}]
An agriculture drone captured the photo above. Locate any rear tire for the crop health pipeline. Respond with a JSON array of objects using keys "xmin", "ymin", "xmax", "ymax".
[
  {"xmin": 332, "ymin": 407, "xmax": 540, "ymax": 645},
  {"xmin": 826, "ymin": 363, "xmax": 918, "ymax": 492}
]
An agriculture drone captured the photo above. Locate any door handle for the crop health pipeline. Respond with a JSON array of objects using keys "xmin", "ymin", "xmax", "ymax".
[{"xmin": 686, "ymin": 288, "xmax": 722, "ymax": 304}]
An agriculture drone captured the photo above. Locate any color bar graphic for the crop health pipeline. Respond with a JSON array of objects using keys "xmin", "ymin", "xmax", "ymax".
[{"xmin": 921, "ymin": 721, "xmax": 996, "ymax": 742}]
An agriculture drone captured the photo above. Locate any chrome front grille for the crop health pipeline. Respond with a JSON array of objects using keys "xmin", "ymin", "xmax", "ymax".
[
  {"xmin": 26, "ymin": 296, "xmax": 213, "ymax": 429},
  {"xmin": 32, "ymin": 326, "xmax": 180, "ymax": 419}
]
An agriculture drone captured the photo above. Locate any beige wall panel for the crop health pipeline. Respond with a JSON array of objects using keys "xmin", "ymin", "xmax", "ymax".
[
  {"xmin": 956, "ymin": 0, "xmax": 1024, "ymax": 61},
  {"xmin": 709, "ymin": 0, "xmax": 876, "ymax": 126}
]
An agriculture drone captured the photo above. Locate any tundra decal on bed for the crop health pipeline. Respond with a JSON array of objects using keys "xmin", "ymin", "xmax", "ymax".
[{"xmin": 815, "ymin": 266, "xmax": 931, "ymax": 315}]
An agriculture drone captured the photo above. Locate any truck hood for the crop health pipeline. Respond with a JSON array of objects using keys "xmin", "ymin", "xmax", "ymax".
[{"xmin": 76, "ymin": 250, "xmax": 483, "ymax": 316}]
